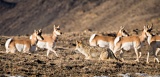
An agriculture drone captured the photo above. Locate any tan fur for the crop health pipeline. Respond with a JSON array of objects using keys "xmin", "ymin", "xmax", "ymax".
[
  {"xmin": 5, "ymin": 29, "xmax": 43, "ymax": 53},
  {"xmin": 146, "ymin": 26, "xmax": 160, "ymax": 63},
  {"xmin": 89, "ymin": 26, "xmax": 129, "ymax": 51},
  {"xmin": 113, "ymin": 26, "xmax": 149, "ymax": 62},
  {"xmin": 36, "ymin": 25, "xmax": 62, "ymax": 57},
  {"xmin": 75, "ymin": 41, "xmax": 120, "ymax": 61}
]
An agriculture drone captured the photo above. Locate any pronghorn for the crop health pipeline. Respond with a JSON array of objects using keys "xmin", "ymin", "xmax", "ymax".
[
  {"xmin": 113, "ymin": 26, "xmax": 150, "ymax": 62},
  {"xmin": 36, "ymin": 25, "xmax": 62, "ymax": 57},
  {"xmin": 75, "ymin": 40, "xmax": 119, "ymax": 60},
  {"xmin": 5, "ymin": 29, "xmax": 43, "ymax": 53},
  {"xmin": 89, "ymin": 26, "xmax": 129, "ymax": 51},
  {"xmin": 145, "ymin": 25, "xmax": 160, "ymax": 63}
]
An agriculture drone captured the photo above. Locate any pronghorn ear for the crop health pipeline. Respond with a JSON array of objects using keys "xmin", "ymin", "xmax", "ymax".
[
  {"xmin": 79, "ymin": 40, "xmax": 82, "ymax": 44},
  {"xmin": 76, "ymin": 40, "xmax": 78, "ymax": 43},
  {"xmin": 76, "ymin": 40, "xmax": 80, "ymax": 44},
  {"xmin": 57, "ymin": 25, "xmax": 60, "ymax": 28},
  {"xmin": 34, "ymin": 30, "xmax": 39, "ymax": 35},
  {"xmin": 34, "ymin": 29, "xmax": 37, "ymax": 33},
  {"xmin": 144, "ymin": 26, "xmax": 147, "ymax": 31},
  {"xmin": 120, "ymin": 26, "xmax": 124, "ymax": 30},
  {"xmin": 38, "ymin": 29, "xmax": 42, "ymax": 35},
  {"xmin": 53, "ymin": 25, "xmax": 56, "ymax": 29}
]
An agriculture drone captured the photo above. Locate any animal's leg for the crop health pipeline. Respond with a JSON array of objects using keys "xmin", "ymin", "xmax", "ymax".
[
  {"xmin": 113, "ymin": 46, "xmax": 120, "ymax": 57},
  {"xmin": 109, "ymin": 44, "xmax": 114, "ymax": 52},
  {"xmin": 138, "ymin": 51, "xmax": 142, "ymax": 58},
  {"xmin": 10, "ymin": 48, "xmax": 16, "ymax": 53},
  {"xmin": 120, "ymin": 50, "xmax": 124, "ymax": 62},
  {"xmin": 146, "ymin": 46, "xmax": 154, "ymax": 64},
  {"xmin": 154, "ymin": 48, "xmax": 160, "ymax": 63},
  {"xmin": 6, "ymin": 48, "xmax": 10, "ymax": 53},
  {"xmin": 23, "ymin": 45, "xmax": 30, "ymax": 53},
  {"xmin": 8, "ymin": 45, "xmax": 16, "ymax": 53},
  {"xmin": 46, "ymin": 43, "xmax": 58, "ymax": 57},
  {"xmin": 35, "ymin": 47, "xmax": 39, "ymax": 51},
  {"xmin": 47, "ymin": 50, "xmax": 50, "ymax": 57},
  {"xmin": 146, "ymin": 51, "xmax": 150, "ymax": 64},
  {"xmin": 50, "ymin": 49, "xmax": 58, "ymax": 57},
  {"xmin": 134, "ymin": 48, "xmax": 139, "ymax": 62}
]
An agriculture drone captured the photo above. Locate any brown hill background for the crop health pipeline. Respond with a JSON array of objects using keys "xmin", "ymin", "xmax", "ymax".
[{"xmin": 0, "ymin": 0, "xmax": 160, "ymax": 36}]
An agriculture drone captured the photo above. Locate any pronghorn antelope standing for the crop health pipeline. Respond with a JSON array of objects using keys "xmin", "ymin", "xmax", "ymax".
[
  {"xmin": 145, "ymin": 25, "xmax": 160, "ymax": 63},
  {"xmin": 113, "ymin": 26, "xmax": 150, "ymax": 62},
  {"xmin": 36, "ymin": 25, "xmax": 62, "ymax": 57},
  {"xmin": 5, "ymin": 29, "xmax": 43, "ymax": 53},
  {"xmin": 89, "ymin": 26, "xmax": 129, "ymax": 51}
]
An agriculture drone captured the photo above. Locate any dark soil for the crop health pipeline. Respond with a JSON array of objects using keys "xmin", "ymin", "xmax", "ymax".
[{"xmin": 0, "ymin": 31, "xmax": 160, "ymax": 77}]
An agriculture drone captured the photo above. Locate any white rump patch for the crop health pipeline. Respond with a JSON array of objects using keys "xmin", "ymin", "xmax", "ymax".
[
  {"xmin": 89, "ymin": 34, "xmax": 96, "ymax": 45},
  {"xmin": 5, "ymin": 38, "xmax": 12, "ymax": 50},
  {"xmin": 97, "ymin": 40, "xmax": 109, "ymax": 47}
]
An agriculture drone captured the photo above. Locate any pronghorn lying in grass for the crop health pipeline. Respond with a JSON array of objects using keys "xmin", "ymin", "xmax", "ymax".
[
  {"xmin": 113, "ymin": 26, "xmax": 150, "ymax": 62},
  {"xmin": 89, "ymin": 26, "xmax": 129, "ymax": 51},
  {"xmin": 145, "ymin": 25, "xmax": 160, "ymax": 63},
  {"xmin": 75, "ymin": 40, "xmax": 119, "ymax": 60},
  {"xmin": 5, "ymin": 29, "xmax": 43, "ymax": 53},
  {"xmin": 36, "ymin": 25, "xmax": 62, "ymax": 57}
]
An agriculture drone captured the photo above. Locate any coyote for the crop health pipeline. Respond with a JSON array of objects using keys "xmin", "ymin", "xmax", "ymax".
[{"xmin": 75, "ymin": 40, "xmax": 120, "ymax": 61}]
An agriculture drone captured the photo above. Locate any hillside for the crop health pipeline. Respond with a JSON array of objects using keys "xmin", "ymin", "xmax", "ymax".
[
  {"xmin": 0, "ymin": 0, "xmax": 160, "ymax": 35},
  {"xmin": 1, "ymin": 0, "xmax": 160, "ymax": 76}
]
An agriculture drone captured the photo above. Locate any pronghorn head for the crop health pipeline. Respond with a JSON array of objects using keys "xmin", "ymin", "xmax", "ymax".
[
  {"xmin": 53, "ymin": 25, "xmax": 62, "ymax": 36},
  {"xmin": 141, "ymin": 24, "xmax": 153, "ymax": 39},
  {"xmin": 144, "ymin": 24, "xmax": 153, "ymax": 37},
  {"xmin": 117, "ymin": 26, "xmax": 129, "ymax": 37},
  {"xmin": 37, "ymin": 29, "xmax": 43, "ymax": 40},
  {"xmin": 30, "ymin": 29, "xmax": 43, "ymax": 44},
  {"xmin": 75, "ymin": 40, "xmax": 83, "ymax": 51}
]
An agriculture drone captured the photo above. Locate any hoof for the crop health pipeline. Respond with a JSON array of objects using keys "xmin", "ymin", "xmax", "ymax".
[
  {"xmin": 146, "ymin": 61, "xmax": 149, "ymax": 64},
  {"xmin": 135, "ymin": 59, "xmax": 139, "ymax": 62}
]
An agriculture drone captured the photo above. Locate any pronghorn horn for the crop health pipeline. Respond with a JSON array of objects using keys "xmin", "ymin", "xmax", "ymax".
[{"xmin": 34, "ymin": 30, "xmax": 39, "ymax": 34}]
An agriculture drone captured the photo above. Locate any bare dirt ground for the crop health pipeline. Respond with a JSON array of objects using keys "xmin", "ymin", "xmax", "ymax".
[
  {"xmin": 0, "ymin": 31, "xmax": 160, "ymax": 77},
  {"xmin": 0, "ymin": 0, "xmax": 160, "ymax": 76}
]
